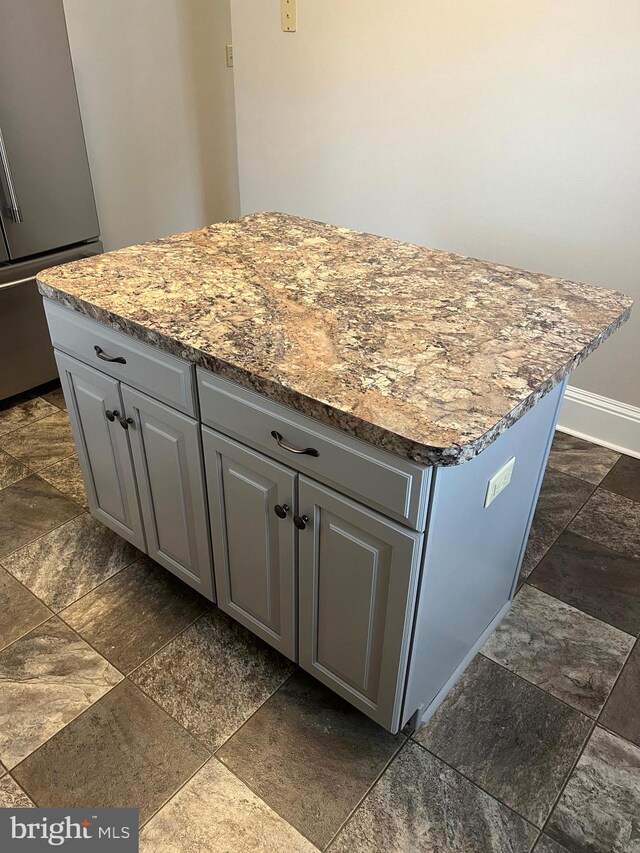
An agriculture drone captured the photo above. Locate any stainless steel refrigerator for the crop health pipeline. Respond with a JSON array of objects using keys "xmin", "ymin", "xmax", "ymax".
[{"xmin": 0, "ymin": 0, "xmax": 102, "ymax": 400}]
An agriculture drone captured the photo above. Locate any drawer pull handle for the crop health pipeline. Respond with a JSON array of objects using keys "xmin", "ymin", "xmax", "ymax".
[
  {"xmin": 105, "ymin": 409, "xmax": 119, "ymax": 422},
  {"xmin": 294, "ymin": 514, "xmax": 309, "ymax": 531},
  {"xmin": 274, "ymin": 503, "xmax": 290, "ymax": 519},
  {"xmin": 271, "ymin": 430, "xmax": 319, "ymax": 457},
  {"xmin": 94, "ymin": 345, "xmax": 127, "ymax": 365}
]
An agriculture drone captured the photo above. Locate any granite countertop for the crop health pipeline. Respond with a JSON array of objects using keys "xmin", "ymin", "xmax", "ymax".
[{"xmin": 37, "ymin": 213, "xmax": 632, "ymax": 466}]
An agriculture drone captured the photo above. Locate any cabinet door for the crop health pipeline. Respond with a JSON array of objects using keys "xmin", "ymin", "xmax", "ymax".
[
  {"xmin": 203, "ymin": 428, "xmax": 297, "ymax": 660},
  {"xmin": 55, "ymin": 351, "xmax": 145, "ymax": 549},
  {"xmin": 298, "ymin": 477, "xmax": 423, "ymax": 731},
  {"xmin": 122, "ymin": 385, "xmax": 214, "ymax": 600}
]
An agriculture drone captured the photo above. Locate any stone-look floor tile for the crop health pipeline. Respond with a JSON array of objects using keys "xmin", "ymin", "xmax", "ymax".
[
  {"xmin": 0, "ymin": 475, "xmax": 81, "ymax": 558},
  {"xmin": 2, "ymin": 410, "xmax": 75, "ymax": 473},
  {"xmin": 520, "ymin": 527, "xmax": 551, "ymax": 582},
  {"xmin": 0, "ymin": 567, "xmax": 52, "ymax": 652},
  {"xmin": 414, "ymin": 655, "xmax": 591, "ymax": 827},
  {"xmin": 601, "ymin": 454, "xmax": 640, "ymax": 503},
  {"xmin": 131, "ymin": 609, "xmax": 294, "ymax": 751},
  {"xmin": 38, "ymin": 454, "xmax": 88, "ymax": 509},
  {"xmin": 0, "ymin": 396, "xmax": 57, "ymax": 437},
  {"xmin": 41, "ymin": 387, "xmax": 67, "ymax": 411},
  {"xmin": 482, "ymin": 585, "xmax": 633, "ymax": 717},
  {"xmin": 13, "ymin": 680, "xmax": 209, "ymax": 824},
  {"xmin": 63, "ymin": 556, "xmax": 211, "ymax": 674},
  {"xmin": 217, "ymin": 670, "xmax": 403, "ymax": 849},
  {"xmin": 0, "ymin": 449, "xmax": 30, "ymax": 490},
  {"xmin": 140, "ymin": 759, "xmax": 317, "ymax": 853},
  {"xmin": 548, "ymin": 433, "xmax": 620, "ymax": 486},
  {"xmin": 600, "ymin": 642, "xmax": 640, "ymax": 747},
  {"xmin": 547, "ymin": 727, "xmax": 640, "ymax": 853},
  {"xmin": 0, "ymin": 775, "xmax": 34, "ymax": 808},
  {"xmin": 570, "ymin": 488, "xmax": 640, "ymax": 560},
  {"xmin": 534, "ymin": 836, "xmax": 571, "ymax": 853},
  {"xmin": 331, "ymin": 741, "xmax": 537, "ymax": 853},
  {"xmin": 529, "ymin": 530, "xmax": 640, "ymax": 635},
  {"xmin": 520, "ymin": 469, "xmax": 594, "ymax": 581},
  {"xmin": 0, "ymin": 616, "xmax": 122, "ymax": 769},
  {"xmin": 3, "ymin": 513, "xmax": 140, "ymax": 611}
]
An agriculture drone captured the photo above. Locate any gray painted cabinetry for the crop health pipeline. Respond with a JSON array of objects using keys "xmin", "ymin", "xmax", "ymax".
[
  {"xmin": 56, "ymin": 351, "xmax": 145, "ymax": 550},
  {"xmin": 203, "ymin": 429, "xmax": 297, "ymax": 659},
  {"xmin": 54, "ymin": 342, "xmax": 214, "ymax": 600},
  {"xmin": 44, "ymin": 299, "xmax": 566, "ymax": 733},
  {"xmin": 297, "ymin": 477, "xmax": 423, "ymax": 731}
]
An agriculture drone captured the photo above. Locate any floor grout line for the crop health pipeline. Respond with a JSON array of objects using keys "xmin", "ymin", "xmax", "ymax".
[
  {"xmin": 518, "ymin": 578, "xmax": 638, "ymax": 639},
  {"xmin": 537, "ymin": 716, "xmax": 598, "ymax": 843},
  {"xmin": 55, "ymin": 553, "xmax": 149, "ymax": 622},
  {"xmin": 121, "ymin": 601, "xmax": 214, "ymax": 677},
  {"xmin": 596, "ymin": 633, "xmax": 639, "ymax": 732},
  {"xmin": 476, "ymin": 650, "xmax": 601, "ymax": 722},
  {"xmin": 323, "ymin": 737, "xmax": 410, "ymax": 851},
  {"xmin": 0, "ymin": 483, "xmax": 86, "ymax": 563},
  {"xmin": 0, "ymin": 411, "xmax": 61, "ymax": 442},
  {"xmin": 409, "ymin": 737, "xmax": 541, "ymax": 835}
]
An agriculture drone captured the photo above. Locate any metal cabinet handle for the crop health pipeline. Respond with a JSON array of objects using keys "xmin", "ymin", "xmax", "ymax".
[
  {"xmin": 294, "ymin": 514, "xmax": 309, "ymax": 530},
  {"xmin": 271, "ymin": 430, "xmax": 319, "ymax": 457},
  {"xmin": 94, "ymin": 345, "xmax": 127, "ymax": 364},
  {"xmin": 118, "ymin": 415, "xmax": 134, "ymax": 430},
  {"xmin": 105, "ymin": 409, "xmax": 119, "ymax": 422},
  {"xmin": 0, "ymin": 125, "xmax": 23, "ymax": 223},
  {"xmin": 274, "ymin": 503, "xmax": 290, "ymax": 519}
]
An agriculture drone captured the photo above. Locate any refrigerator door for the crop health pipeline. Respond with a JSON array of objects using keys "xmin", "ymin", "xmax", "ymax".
[
  {"xmin": 0, "ymin": 0, "xmax": 99, "ymax": 260},
  {"xmin": 0, "ymin": 241, "xmax": 102, "ymax": 400}
]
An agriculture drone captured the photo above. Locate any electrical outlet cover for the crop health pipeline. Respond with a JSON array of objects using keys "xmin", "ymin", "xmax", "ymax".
[{"xmin": 485, "ymin": 456, "xmax": 516, "ymax": 508}]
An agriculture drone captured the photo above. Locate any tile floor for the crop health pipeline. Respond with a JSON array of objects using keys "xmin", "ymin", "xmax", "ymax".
[{"xmin": 0, "ymin": 390, "xmax": 639, "ymax": 852}]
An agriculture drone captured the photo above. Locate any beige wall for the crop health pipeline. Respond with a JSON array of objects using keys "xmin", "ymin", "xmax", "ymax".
[
  {"xmin": 64, "ymin": 0, "xmax": 239, "ymax": 251},
  {"xmin": 231, "ymin": 0, "xmax": 640, "ymax": 408}
]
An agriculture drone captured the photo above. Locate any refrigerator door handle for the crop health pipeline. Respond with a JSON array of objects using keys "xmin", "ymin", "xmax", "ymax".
[
  {"xmin": 0, "ymin": 275, "xmax": 34, "ymax": 292},
  {"xmin": 0, "ymin": 124, "xmax": 24, "ymax": 224}
]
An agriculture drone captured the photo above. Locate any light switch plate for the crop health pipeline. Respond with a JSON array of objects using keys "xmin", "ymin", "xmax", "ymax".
[
  {"xmin": 281, "ymin": 0, "xmax": 297, "ymax": 32},
  {"xmin": 485, "ymin": 456, "xmax": 516, "ymax": 508},
  {"xmin": 225, "ymin": 44, "xmax": 233, "ymax": 67}
]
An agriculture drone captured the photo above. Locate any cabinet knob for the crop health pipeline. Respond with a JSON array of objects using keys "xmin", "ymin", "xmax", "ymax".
[
  {"xmin": 293, "ymin": 514, "xmax": 309, "ymax": 530},
  {"xmin": 118, "ymin": 415, "xmax": 134, "ymax": 430},
  {"xmin": 274, "ymin": 503, "xmax": 290, "ymax": 519},
  {"xmin": 105, "ymin": 409, "xmax": 119, "ymax": 422}
]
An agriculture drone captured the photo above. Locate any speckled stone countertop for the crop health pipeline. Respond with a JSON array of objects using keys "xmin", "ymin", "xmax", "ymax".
[{"xmin": 37, "ymin": 213, "xmax": 632, "ymax": 466}]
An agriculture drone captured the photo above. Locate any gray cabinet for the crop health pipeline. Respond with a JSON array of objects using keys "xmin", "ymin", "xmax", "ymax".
[
  {"xmin": 201, "ymin": 432, "xmax": 424, "ymax": 728},
  {"xmin": 203, "ymin": 429, "xmax": 297, "ymax": 659},
  {"xmin": 123, "ymin": 386, "xmax": 214, "ymax": 599},
  {"xmin": 55, "ymin": 351, "xmax": 145, "ymax": 550},
  {"xmin": 297, "ymin": 477, "xmax": 423, "ymax": 730},
  {"xmin": 56, "ymin": 349, "xmax": 214, "ymax": 600}
]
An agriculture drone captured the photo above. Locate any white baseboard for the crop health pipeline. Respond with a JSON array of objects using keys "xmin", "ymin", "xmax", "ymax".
[{"xmin": 557, "ymin": 385, "xmax": 640, "ymax": 460}]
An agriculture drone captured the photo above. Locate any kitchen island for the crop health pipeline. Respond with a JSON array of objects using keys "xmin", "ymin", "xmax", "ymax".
[{"xmin": 37, "ymin": 213, "xmax": 632, "ymax": 733}]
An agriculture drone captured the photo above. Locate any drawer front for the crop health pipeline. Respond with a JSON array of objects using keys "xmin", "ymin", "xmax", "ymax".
[
  {"xmin": 197, "ymin": 370, "xmax": 430, "ymax": 529},
  {"xmin": 44, "ymin": 299, "xmax": 196, "ymax": 416}
]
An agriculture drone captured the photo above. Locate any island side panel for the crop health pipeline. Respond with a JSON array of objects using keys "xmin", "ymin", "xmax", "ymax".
[{"xmin": 402, "ymin": 379, "xmax": 566, "ymax": 729}]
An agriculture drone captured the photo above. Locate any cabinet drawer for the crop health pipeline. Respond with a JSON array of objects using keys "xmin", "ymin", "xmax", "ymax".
[
  {"xmin": 44, "ymin": 299, "xmax": 196, "ymax": 416},
  {"xmin": 197, "ymin": 370, "xmax": 430, "ymax": 530}
]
